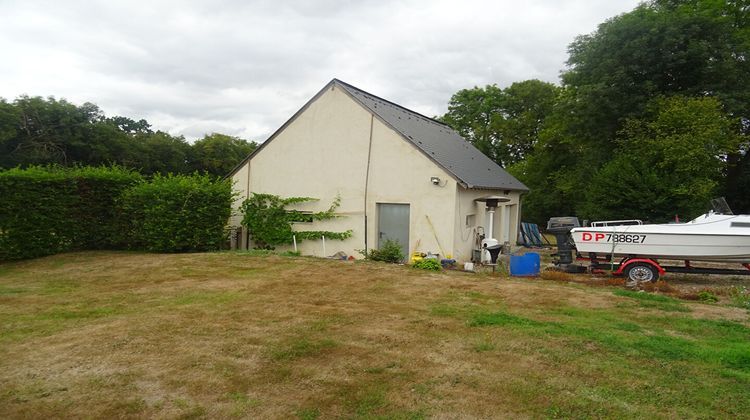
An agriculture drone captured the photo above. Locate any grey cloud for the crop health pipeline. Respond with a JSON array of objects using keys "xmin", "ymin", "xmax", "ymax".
[{"xmin": 0, "ymin": 0, "xmax": 641, "ymax": 141}]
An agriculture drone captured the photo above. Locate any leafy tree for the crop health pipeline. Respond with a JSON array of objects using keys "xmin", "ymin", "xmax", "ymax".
[
  {"xmin": 495, "ymin": 80, "xmax": 559, "ymax": 165},
  {"xmin": 0, "ymin": 96, "xmax": 104, "ymax": 166},
  {"xmin": 506, "ymin": 87, "xmax": 593, "ymax": 224},
  {"xmin": 441, "ymin": 84, "xmax": 504, "ymax": 162},
  {"xmin": 189, "ymin": 133, "xmax": 258, "ymax": 176},
  {"xmin": 0, "ymin": 95, "xmax": 253, "ymax": 176},
  {"xmin": 516, "ymin": 0, "xmax": 750, "ymax": 223},
  {"xmin": 441, "ymin": 80, "xmax": 558, "ymax": 167},
  {"xmin": 0, "ymin": 99, "xmax": 20, "ymax": 168},
  {"xmin": 130, "ymin": 131, "xmax": 191, "ymax": 175},
  {"xmin": 105, "ymin": 116, "xmax": 153, "ymax": 135},
  {"xmin": 724, "ymin": 149, "xmax": 750, "ymax": 213},
  {"xmin": 564, "ymin": 0, "xmax": 750, "ymax": 136},
  {"xmin": 581, "ymin": 96, "xmax": 739, "ymax": 221},
  {"xmin": 0, "ymin": 96, "xmax": 165, "ymax": 170}
]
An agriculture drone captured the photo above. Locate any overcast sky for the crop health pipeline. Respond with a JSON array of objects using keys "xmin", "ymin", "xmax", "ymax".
[{"xmin": 0, "ymin": 0, "xmax": 642, "ymax": 141}]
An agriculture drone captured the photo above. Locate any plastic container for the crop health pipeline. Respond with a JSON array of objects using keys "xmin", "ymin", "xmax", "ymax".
[
  {"xmin": 510, "ymin": 253, "xmax": 540, "ymax": 276},
  {"xmin": 481, "ymin": 238, "xmax": 499, "ymax": 263}
]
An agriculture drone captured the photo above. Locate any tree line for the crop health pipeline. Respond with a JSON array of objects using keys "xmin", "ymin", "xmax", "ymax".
[
  {"xmin": 0, "ymin": 96, "xmax": 257, "ymax": 177},
  {"xmin": 2, "ymin": 1, "xmax": 746, "ymax": 224},
  {"xmin": 440, "ymin": 0, "xmax": 750, "ymax": 224}
]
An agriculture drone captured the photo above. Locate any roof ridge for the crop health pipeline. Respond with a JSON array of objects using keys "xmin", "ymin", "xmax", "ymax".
[{"xmin": 332, "ymin": 78, "xmax": 450, "ymax": 129}]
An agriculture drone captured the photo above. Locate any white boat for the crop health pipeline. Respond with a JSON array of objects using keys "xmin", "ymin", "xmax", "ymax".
[{"xmin": 570, "ymin": 212, "xmax": 750, "ymax": 263}]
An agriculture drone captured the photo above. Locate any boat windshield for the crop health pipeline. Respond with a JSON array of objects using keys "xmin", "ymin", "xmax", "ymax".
[{"xmin": 711, "ymin": 197, "xmax": 734, "ymax": 215}]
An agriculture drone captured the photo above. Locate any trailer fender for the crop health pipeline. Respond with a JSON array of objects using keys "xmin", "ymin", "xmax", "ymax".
[{"xmin": 613, "ymin": 258, "xmax": 665, "ymax": 276}]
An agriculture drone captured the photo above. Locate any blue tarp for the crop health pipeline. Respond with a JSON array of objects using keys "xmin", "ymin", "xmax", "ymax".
[{"xmin": 519, "ymin": 222, "xmax": 546, "ymax": 247}]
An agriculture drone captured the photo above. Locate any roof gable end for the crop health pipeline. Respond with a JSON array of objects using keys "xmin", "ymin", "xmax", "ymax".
[
  {"xmin": 332, "ymin": 79, "xmax": 528, "ymax": 191},
  {"xmin": 229, "ymin": 78, "xmax": 528, "ymax": 192}
]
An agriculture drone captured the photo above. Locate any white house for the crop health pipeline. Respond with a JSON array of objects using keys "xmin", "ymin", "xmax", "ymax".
[{"xmin": 228, "ymin": 79, "xmax": 528, "ymax": 262}]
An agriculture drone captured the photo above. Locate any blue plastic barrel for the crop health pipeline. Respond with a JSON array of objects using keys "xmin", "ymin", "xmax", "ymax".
[{"xmin": 510, "ymin": 253, "xmax": 540, "ymax": 276}]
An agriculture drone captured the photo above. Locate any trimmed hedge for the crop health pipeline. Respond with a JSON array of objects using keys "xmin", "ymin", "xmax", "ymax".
[
  {"xmin": 71, "ymin": 166, "xmax": 144, "ymax": 249},
  {"xmin": 0, "ymin": 167, "xmax": 233, "ymax": 260},
  {"xmin": 0, "ymin": 166, "xmax": 142, "ymax": 260},
  {"xmin": 0, "ymin": 167, "xmax": 77, "ymax": 260},
  {"xmin": 118, "ymin": 174, "xmax": 233, "ymax": 252}
]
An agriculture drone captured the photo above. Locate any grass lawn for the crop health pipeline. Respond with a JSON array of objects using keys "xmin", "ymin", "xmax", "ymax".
[{"xmin": 1, "ymin": 251, "xmax": 749, "ymax": 418}]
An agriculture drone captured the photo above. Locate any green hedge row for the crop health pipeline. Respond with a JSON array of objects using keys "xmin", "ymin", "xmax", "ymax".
[
  {"xmin": 72, "ymin": 166, "xmax": 145, "ymax": 249},
  {"xmin": 0, "ymin": 166, "xmax": 142, "ymax": 260},
  {"xmin": 119, "ymin": 174, "xmax": 233, "ymax": 252},
  {"xmin": 0, "ymin": 166, "xmax": 233, "ymax": 260},
  {"xmin": 1, "ymin": 167, "xmax": 76, "ymax": 260}
]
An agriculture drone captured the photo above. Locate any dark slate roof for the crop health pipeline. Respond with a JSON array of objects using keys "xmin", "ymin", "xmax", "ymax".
[{"xmin": 334, "ymin": 79, "xmax": 528, "ymax": 191}]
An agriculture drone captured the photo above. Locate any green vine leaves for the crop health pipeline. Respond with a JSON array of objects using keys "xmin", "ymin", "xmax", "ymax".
[{"xmin": 240, "ymin": 193, "xmax": 352, "ymax": 249}]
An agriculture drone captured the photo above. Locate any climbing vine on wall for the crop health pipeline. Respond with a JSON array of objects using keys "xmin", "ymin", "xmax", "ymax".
[{"xmin": 240, "ymin": 193, "xmax": 352, "ymax": 249}]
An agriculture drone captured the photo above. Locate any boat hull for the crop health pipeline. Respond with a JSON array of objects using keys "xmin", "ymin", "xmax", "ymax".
[{"xmin": 571, "ymin": 229, "xmax": 750, "ymax": 263}]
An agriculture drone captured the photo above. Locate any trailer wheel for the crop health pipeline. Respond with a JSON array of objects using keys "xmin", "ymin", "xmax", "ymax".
[{"xmin": 624, "ymin": 263, "xmax": 659, "ymax": 287}]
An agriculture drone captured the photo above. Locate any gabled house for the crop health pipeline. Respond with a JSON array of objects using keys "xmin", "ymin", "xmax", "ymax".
[{"xmin": 228, "ymin": 79, "xmax": 528, "ymax": 262}]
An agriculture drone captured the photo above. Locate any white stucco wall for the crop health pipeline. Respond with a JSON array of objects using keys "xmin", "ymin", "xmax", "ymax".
[
  {"xmin": 230, "ymin": 83, "xmax": 527, "ymax": 262},
  {"xmin": 229, "ymin": 162, "xmax": 250, "ymax": 227},
  {"xmin": 365, "ymin": 114, "xmax": 458, "ymax": 260},
  {"xmin": 452, "ymin": 187, "xmax": 522, "ymax": 262},
  {"xmin": 230, "ymin": 84, "xmax": 458, "ymax": 258},
  {"xmin": 231, "ymin": 85, "xmax": 370, "ymax": 256}
]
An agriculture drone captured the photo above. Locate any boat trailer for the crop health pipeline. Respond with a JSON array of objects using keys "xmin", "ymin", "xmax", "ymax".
[
  {"xmin": 581, "ymin": 254, "xmax": 750, "ymax": 285},
  {"xmin": 547, "ymin": 216, "xmax": 750, "ymax": 285}
]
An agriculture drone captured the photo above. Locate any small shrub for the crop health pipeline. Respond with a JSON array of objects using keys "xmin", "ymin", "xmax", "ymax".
[
  {"xmin": 697, "ymin": 290, "xmax": 719, "ymax": 303},
  {"xmin": 678, "ymin": 288, "xmax": 725, "ymax": 302},
  {"xmin": 412, "ymin": 258, "xmax": 441, "ymax": 271},
  {"xmin": 614, "ymin": 289, "xmax": 677, "ymax": 303},
  {"xmin": 363, "ymin": 239, "xmax": 404, "ymax": 263},
  {"xmin": 728, "ymin": 286, "xmax": 750, "ymax": 310}
]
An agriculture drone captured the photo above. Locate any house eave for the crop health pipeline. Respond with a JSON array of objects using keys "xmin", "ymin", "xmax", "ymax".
[{"xmin": 462, "ymin": 185, "xmax": 529, "ymax": 192}]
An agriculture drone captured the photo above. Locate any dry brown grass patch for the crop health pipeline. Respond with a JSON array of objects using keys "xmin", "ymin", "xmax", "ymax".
[
  {"xmin": 540, "ymin": 269, "xmax": 580, "ymax": 282},
  {"xmin": 640, "ymin": 279, "xmax": 676, "ymax": 293},
  {"xmin": 1, "ymin": 251, "xmax": 749, "ymax": 418}
]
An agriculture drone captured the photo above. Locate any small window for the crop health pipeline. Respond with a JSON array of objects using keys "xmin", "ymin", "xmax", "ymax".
[
  {"xmin": 731, "ymin": 222, "xmax": 750, "ymax": 228},
  {"xmin": 465, "ymin": 214, "xmax": 476, "ymax": 228}
]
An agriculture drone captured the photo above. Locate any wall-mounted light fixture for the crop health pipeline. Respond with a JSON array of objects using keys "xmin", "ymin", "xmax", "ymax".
[{"xmin": 430, "ymin": 176, "xmax": 441, "ymax": 185}]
